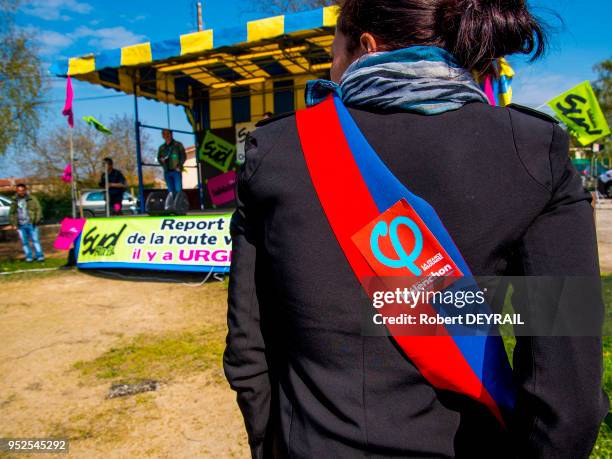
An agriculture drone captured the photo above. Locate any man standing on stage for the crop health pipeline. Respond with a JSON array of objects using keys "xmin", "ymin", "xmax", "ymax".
[
  {"xmin": 157, "ymin": 129, "xmax": 186, "ymax": 195},
  {"xmin": 9, "ymin": 183, "xmax": 44, "ymax": 262},
  {"xmin": 99, "ymin": 157, "xmax": 127, "ymax": 215}
]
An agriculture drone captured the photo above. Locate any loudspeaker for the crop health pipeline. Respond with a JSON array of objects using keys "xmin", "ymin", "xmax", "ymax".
[
  {"xmin": 146, "ymin": 191, "xmax": 190, "ymax": 216},
  {"xmin": 146, "ymin": 191, "xmax": 169, "ymax": 215},
  {"xmin": 172, "ymin": 191, "xmax": 189, "ymax": 216}
]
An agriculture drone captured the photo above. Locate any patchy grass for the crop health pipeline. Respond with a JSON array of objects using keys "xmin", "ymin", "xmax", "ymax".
[
  {"xmin": 593, "ymin": 337, "xmax": 612, "ymax": 458},
  {"xmin": 0, "ymin": 260, "xmax": 72, "ymax": 285},
  {"xmin": 604, "ymin": 277, "xmax": 612, "ymax": 407},
  {"xmin": 501, "ymin": 276, "xmax": 612, "ymax": 457},
  {"xmin": 0, "ymin": 256, "xmax": 67, "ymax": 273},
  {"xmin": 73, "ymin": 327, "xmax": 226, "ymax": 386}
]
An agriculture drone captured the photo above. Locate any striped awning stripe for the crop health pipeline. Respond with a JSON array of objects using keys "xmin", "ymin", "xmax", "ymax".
[
  {"xmin": 51, "ymin": 6, "xmax": 339, "ymax": 77},
  {"xmin": 50, "ymin": 6, "xmax": 342, "ymax": 129}
]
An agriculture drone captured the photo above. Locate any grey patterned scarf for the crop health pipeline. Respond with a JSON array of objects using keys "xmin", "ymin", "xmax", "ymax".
[{"xmin": 306, "ymin": 46, "xmax": 488, "ymax": 115}]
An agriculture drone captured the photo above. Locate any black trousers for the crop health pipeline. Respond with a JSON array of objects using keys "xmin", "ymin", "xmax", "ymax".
[{"xmin": 109, "ymin": 193, "xmax": 123, "ymax": 215}]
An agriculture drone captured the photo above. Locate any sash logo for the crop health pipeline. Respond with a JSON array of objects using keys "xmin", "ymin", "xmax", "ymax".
[{"xmin": 370, "ymin": 216, "xmax": 423, "ymax": 275}]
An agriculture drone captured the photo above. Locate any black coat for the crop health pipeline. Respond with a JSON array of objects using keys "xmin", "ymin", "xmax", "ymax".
[
  {"xmin": 98, "ymin": 168, "xmax": 127, "ymax": 198},
  {"xmin": 224, "ymin": 102, "xmax": 608, "ymax": 458}
]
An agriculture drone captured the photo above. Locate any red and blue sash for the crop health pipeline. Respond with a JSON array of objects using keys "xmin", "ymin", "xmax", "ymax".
[{"xmin": 296, "ymin": 95, "xmax": 515, "ymax": 424}]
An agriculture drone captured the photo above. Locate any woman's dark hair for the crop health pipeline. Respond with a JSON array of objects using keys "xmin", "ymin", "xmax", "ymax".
[{"xmin": 337, "ymin": 0, "xmax": 547, "ymax": 76}]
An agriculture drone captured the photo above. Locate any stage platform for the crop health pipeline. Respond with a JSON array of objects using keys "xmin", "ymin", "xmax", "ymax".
[
  {"xmin": 141, "ymin": 188, "xmax": 234, "ymax": 215},
  {"xmin": 130, "ymin": 209, "xmax": 235, "ymax": 217}
]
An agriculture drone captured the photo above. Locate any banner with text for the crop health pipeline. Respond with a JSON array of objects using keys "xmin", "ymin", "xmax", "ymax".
[
  {"xmin": 199, "ymin": 130, "xmax": 236, "ymax": 172},
  {"xmin": 76, "ymin": 215, "xmax": 232, "ymax": 272},
  {"xmin": 548, "ymin": 81, "xmax": 611, "ymax": 146}
]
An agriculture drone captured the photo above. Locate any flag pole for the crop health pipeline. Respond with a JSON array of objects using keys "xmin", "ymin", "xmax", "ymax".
[
  {"xmin": 63, "ymin": 76, "xmax": 77, "ymax": 218},
  {"xmin": 105, "ymin": 164, "xmax": 110, "ymax": 217},
  {"xmin": 69, "ymin": 129, "xmax": 76, "ymax": 218},
  {"xmin": 74, "ymin": 158, "xmax": 83, "ymax": 219}
]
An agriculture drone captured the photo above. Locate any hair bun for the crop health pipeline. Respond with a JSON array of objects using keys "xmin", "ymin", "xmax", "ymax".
[
  {"xmin": 436, "ymin": 0, "xmax": 546, "ymax": 75},
  {"xmin": 337, "ymin": 0, "xmax": 547, "ymax": 77}
]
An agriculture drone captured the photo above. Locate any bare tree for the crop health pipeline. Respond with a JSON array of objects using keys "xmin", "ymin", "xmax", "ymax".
[
  {"xmin": 22, "ymin": 115, "xmax": 158, "ymax": 188},
  {"xmin": 593, "ymin": 58, "xmax": 612, "ymax": 162},
  {"xmin": 0, "ymin": 0, "xmax": 46, "ymax": 156}
]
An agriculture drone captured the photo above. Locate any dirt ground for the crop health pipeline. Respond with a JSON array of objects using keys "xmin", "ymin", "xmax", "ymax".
[{"xmin": 0, "ymin": 271, "xmax": 249, "ymax": 459}]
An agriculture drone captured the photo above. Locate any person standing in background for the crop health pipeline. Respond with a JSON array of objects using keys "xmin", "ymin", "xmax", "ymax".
[
  {"xmin": 9, "ymin": 183, "xmax": 44, "ymax": 262},
  {"xmin": 98, "ymin": 157, "xmax": 127, "ymax": 215},
  {"xmin": 157, "ymin": 129, "xmax": 186, "ymax": 195}
]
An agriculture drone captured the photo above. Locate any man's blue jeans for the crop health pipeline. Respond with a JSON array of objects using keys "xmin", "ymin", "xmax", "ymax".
[
  {"xmin": 164, "ymin": 170, "xmax": 183, "ymax": 194},
  {"xmin": 17, "ymin": 224, "xmax": 44, "ymax": 261}
]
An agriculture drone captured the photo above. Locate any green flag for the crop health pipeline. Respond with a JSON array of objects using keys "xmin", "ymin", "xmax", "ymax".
[
  {"xmin": 82, "ymin": 116, "xmax": 112, "ymax": 135},
  {"xmin": 198, "ymin": 130, "xmax": 236, "ymax": 172},
  {"xmin": 547, "ymin": 81, "xmax": 610, "ymax": 146}
]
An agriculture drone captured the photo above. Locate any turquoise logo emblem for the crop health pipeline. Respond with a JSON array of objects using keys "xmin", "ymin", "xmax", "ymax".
[{"xmin": 370, "ymin": 216, "xmax": 423, "ymax": 275}]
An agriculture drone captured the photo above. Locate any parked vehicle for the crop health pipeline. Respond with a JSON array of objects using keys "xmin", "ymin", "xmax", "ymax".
[
  {"xmin": 78, "ymin": 190, "xmax": 139, "ymax": 217},
  {"xmin": 0, "ymin": 195, "xmax": 11, "ymax": 226},
  {"xmin": 598, "ymin": 170, "xmax": 612, "ymax": 198}
]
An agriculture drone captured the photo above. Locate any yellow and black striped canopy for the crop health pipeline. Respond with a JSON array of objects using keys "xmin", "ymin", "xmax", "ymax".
[{"xmin": 52, "ymin": 6, "xmax": 339, "ymax": 129}]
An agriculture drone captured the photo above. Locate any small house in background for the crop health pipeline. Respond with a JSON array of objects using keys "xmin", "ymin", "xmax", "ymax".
[
  {"xmin": 0, "ymin": 178, "xmax": 47, "ymax": 194},
  {"xmin": 183, "ymin": 146, "xmax": 198, "ymax": 190}
]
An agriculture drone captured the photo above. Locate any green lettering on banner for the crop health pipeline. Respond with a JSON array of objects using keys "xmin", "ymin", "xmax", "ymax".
[
  {"xmin": 198, "ymin": 130, "xmax": 236, "ymax": 172},
  {"xmin": 547, "ymin": 81, "xmax": 611, "ymax": 146}
]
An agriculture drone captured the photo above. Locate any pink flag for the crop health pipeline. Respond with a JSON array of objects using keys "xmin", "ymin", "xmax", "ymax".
[
  {"xmin": 61, "ymin": 163, "xmax": 72, "ymax": 183},
  {"xmin": 207, "ymin": 170, "xmax": 237, "ymax": 206},
  {"xmin": 483, "ymin": 75, "xmax": 496, "ymax": 107},
  {"xmin": 54, "ymin": 217, "xmax": 86, "ymax": 250},
  {"xmin": 62, "ymin": 76, "xmax": 74, "ymax": 128}
]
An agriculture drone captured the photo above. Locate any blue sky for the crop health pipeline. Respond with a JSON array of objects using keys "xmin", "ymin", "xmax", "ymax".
[{"xmin": 2, "ymin": 0, "xmax": 611, "ymax": 176}]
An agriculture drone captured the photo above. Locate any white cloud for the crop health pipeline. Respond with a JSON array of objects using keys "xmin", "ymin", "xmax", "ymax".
[
  {"xmin": 21, "ymin": 0, "xmax": 92, "ymax": 21},
  {"xmin": 120, "ymin": 13, "xmax": 147, "ymax": 23},
  {"xmin": 18, "ymin": 25, "xmax": 74, "ymax": 56},
  {"xmin": 73, "ymin": 26, "xmax": 146, "ymax": 50},
  {"xmin": 37, "ymin": 29, "xmax": 74, "ymax": 55},
  {"xmin": 17, "ymin": 23, "xmax": 147, "ymax": 59}
]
